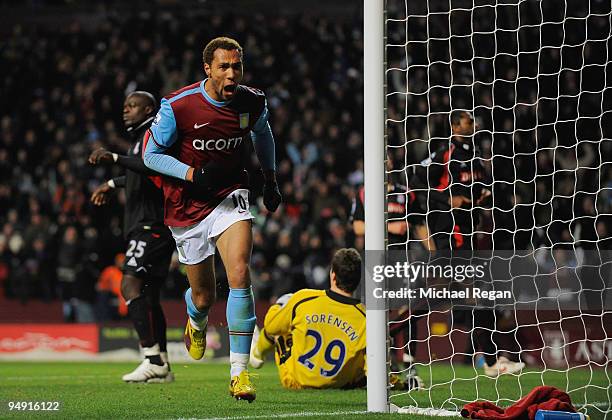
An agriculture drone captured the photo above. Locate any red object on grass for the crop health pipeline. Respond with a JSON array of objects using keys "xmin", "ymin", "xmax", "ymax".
[{"xmin": 461, "ymin": 386, "xmax": 576, "ymax": 420}]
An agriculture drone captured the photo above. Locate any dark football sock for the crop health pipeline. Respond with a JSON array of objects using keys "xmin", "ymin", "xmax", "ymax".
[
  {"xmin": 145, "ymin": 281, "xmax": 168, "ymax": 354},
  {"xmin": 473, "ymin": 309, "xmax": 497, "ymax": 367},
  {"xmin": 152, "ymin": 303, "xmax": 168, "ymax": 353},
  {"xmin": 127, "ymin": 295, "xmax": 158, "ymax": 353}
]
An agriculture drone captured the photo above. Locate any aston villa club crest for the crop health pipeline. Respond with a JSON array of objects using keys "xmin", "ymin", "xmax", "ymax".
[{"xmin": 239, "ymin": 113, "xmax": 249, "ymax": 129}]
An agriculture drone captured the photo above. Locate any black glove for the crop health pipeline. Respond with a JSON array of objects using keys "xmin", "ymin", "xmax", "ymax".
[
  {"xmin": 192, "ymin": 166, "xmax": 216, "ymax": 189},
  {"xmin": 193, "ymin": 163, "xmax": 249, "ymax": 191},
  {"xmin": 263, "ymin": 180, "xmax": 282, "ymax": 212}
]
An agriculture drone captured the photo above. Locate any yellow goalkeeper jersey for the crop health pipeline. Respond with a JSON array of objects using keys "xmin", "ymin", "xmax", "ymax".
[{"xmin": 264, "ymin": 289, "xmax": 366, "ymax": 389}]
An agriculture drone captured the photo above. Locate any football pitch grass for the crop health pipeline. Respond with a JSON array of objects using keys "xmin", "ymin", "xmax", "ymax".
[{"xmin": 1, "ymin": 361, "xmax": 609, "ymax": 419}]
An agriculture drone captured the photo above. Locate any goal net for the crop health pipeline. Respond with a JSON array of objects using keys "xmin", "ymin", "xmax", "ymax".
[{"xmin": 365, "ymin": 0, "xmax": 612, "ymax": 417}]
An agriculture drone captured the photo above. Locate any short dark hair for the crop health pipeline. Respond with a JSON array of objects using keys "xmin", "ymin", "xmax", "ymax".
[
  {"xmin": 203, "ymin": 37, "xmax": 243, "ymax": 65},
  {"xmin": 450, "ymin": 110, "xmax": 473, "ymax": 126},
  {"xmin": 128, "ymin": 91, "xmax": 157, "ymax": 112},
  {"xmin": 331, "ymin": 248, "xmax": 362, "ymax": 293}
]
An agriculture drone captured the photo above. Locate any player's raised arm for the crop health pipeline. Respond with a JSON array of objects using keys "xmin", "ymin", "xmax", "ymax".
[
  {"xmin": 143, "ymin": 98, "xmax": 191, "ymax": 180},
  {"xmin": 251, "ymin": 102, "xmax": 282, "ymax": 212}
]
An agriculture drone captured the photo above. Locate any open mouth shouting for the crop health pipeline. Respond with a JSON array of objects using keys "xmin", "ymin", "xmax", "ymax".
[{"xmin": 222, "ymin": 84, "xmax": 237, "ymax": 98}]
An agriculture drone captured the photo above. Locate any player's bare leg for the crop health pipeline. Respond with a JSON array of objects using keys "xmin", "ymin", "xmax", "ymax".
[
  {"xmin": 183, "ymin": 258, "xmax": 216, "ymax": 360},
  {"xmin": 216, "ymin": 220, "xmax": 257, "ymax": 402},
  {"xmin": 216, "ymin": 220, "xmax": 253, "ymax": 289},
  {"xmin": 121, "ymin": 274, "xmax": 170, "ymax": 383}
]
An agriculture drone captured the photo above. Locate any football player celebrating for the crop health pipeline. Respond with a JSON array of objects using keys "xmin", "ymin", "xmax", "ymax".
[
  {"xmin": 89, "ymin": 91, "xmax": 176, "ymax": 383},
  {"xmin": 143, "ymin": 37, "xmax": 281, "ymax": 401}
]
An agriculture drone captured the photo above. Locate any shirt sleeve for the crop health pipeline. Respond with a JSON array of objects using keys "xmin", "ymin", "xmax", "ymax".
[
  {"xmin": 110, "ymin": 175, "xmax": 126, "ymax": 188},
  {"xmin": 263, "ymin": 293, "xmax": 302, "ymax": 337},
  {"xmin": 251, "ymin": 102, "xmax": 276, "ymax": 171},
  {"xmin": 143, "ymin": 98, "xmax": 191, "ymax": 180},
  {"xmin": 115, "ymin": 155, "xmax": 156, "ymax": 175}
]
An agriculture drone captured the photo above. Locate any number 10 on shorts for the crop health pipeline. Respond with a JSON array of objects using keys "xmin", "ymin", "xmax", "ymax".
[{"xmin": 232, "ymin": 192, "xmax": 248, "ymax": 213}]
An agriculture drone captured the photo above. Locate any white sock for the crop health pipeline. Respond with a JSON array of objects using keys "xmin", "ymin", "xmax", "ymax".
[
  {"xmin": 230, "ymin": 352, "xmax": 249, "ymax": 378},
  {"xmin": 190, "ymin": 316, "xmax": 208, "ymax": 331},
  {"xmin": 142, "ymin": 343, "xmax": 160, "ymax": 357}
]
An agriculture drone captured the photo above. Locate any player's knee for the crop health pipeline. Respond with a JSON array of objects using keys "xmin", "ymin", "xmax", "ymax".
[
  {"xmin": 121, "ymin": 275, "xmax": 143, "ymax": 301},
  {"xmin": 190, "ymin": 288, "xmax": 215, "ymax": 311},
  {"xmin": 227, "ymin": 263, "xmax": 250, "ymax": 287}
]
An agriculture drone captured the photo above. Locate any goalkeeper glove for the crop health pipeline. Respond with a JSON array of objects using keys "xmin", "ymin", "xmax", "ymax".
[{"xmin": 263, "ymin": 180, "xmax": 282, "ymax": 212}]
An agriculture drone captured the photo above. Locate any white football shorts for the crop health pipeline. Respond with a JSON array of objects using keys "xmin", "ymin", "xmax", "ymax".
[{"xmin": 169, "ymin": 189, "xmax": 254, "ymax": 265}]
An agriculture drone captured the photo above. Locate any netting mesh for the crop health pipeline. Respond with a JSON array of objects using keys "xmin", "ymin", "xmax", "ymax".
[{"xmin": 384, "ymin": 0, "xmax": 611, "ymax": 416}]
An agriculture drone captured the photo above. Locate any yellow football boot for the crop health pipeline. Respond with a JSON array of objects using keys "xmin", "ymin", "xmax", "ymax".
[
  {"xmin": 229, "ymin": 370, "xmax": 256, "ymax": 402},
  {"xmin": 183, "ymin": 320, "xmax": 206, "ymax": 360}
]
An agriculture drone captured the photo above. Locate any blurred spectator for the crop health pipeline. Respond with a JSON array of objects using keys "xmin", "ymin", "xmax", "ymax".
[
  {"xmin": 0, "ymin": 1, "xmax": 609, "ymax": 312},
  {"xmin": 22, "ymin": 237, "xmax": 54, "ymax": 302},
  {"xmin": 96, "ymin": 253, "xmax": 127, "ymax": 321},
  {"xmin": 73, "ymin": 225, "xmax": 100, "ymax": 322},
  {"xmin": 0, "ymin": 3, "xmax": 365, "ymax": 308},
  {"xmin": 56, "ymin": 226, "xmax": 80, "ymax": 321},
  {"xmin": 302, "ymin": 234, "xmax": 329, "ymax": 289},
  {"xmin": 0, "ymin": 235, "xmax": 8, "ymax": 296}
]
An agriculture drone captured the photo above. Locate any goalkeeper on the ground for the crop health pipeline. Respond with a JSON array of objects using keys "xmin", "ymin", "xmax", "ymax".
[
  {"xmin": 250, "ymin": 248, "xmax": 413, "ymax": 390},
  {"xmin": 249, "ymin": 248, "xmax": 367, "ymax": 389}
]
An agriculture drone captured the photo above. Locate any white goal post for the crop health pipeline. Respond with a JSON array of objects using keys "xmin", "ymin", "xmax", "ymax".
[{"xmin": 363, "ymin": 0, "xmax": 389, "ymax": 413}]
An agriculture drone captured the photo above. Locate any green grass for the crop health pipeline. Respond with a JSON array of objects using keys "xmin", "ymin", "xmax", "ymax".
[
  {"xmin": 391, "ymin": 363, "xmax": 611, "ymax": 419},
  {"xmin": 0, "ymin": 362, "xmax": 609, "ymax": 419}
]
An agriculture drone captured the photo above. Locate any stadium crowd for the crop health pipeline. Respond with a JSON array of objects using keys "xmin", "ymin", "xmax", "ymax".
[
  {"xmin": 386, "ymin": 0, "xmax": 611, "ymax": 305},
  {"xmin": 0, "ymin": 5, "xmax": 363, "ymax": 319},
  {"xmin": 1, "ymin": 1, "xmax": 610, "ymax": 321},
  {"xmin": 387, "ymin": 0, "xmax": 611, "ymax": 253}
]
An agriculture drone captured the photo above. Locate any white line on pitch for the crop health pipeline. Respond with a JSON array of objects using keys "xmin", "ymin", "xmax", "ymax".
[
  {"xmin": 4, "ymin": 375, "xmax": 116, "ymax": 380},
  {"xmin": 179, "ymin": 410, "xmax": 368, "ymax": 420},
  {"xmin": 576, "ymin": 402, "xmax": 611, "ymax": 409}
]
